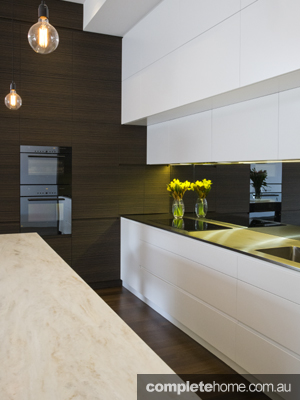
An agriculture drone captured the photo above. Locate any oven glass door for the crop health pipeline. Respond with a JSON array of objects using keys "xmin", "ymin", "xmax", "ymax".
[
  {"xmin": 20, "ymin": 197, "xmax": 72, "ymax": 236},
  {"xmin": 20, "ymin": 153, "xmax": 72, "ymax": 185}
]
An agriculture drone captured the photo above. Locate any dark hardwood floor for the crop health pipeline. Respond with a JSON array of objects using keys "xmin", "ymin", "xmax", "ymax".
[
  {"xmin": 95, "ymin": 286, "xmax": 269, "ymax": 399},
  {"xmin": 96, "ymin": 287, "xmax": 234, "ymax": 374},
  {"xmin": 95, "ymin": 286, "xmax": 235, "ymax": 375}
]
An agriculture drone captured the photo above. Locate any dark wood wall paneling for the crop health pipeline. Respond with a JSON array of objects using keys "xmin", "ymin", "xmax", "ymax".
[
  {"xmin": 0, "ymin": 0, "xmax": 83, "ymax": 30},
  {"xmin": 0, "ymin": 19, "xmax": 20, "ymax": 226},
  {"xmin": 0, "ymin": 1, "xmax": 171, "ymax": 288}
]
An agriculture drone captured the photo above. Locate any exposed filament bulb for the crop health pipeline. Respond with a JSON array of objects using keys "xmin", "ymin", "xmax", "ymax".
[
  {"xmin": 28, "ymin": 2, "xmax": 59, "ymax": 55},
  {"xmin": 39, "ymin": 22, "xmax": 48, "ymax": 48},
  {"xmin": 5, "ymin": 82, "xmax": 22, "ymax": 110}
]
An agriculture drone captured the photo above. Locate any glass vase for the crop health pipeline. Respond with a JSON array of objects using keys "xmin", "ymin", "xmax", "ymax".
[
  {"xmin": 172, "ymin": 219, "xmax": 184, "ymax": 229},
  {"xmin": 254, "ymin": 187, "xmax": 261, "ymax": 199},
  {"xmin": 172, "ymin": 198, "xmax": 185, "ymax": 219},
  {"xmin": 195, "ymin": 198, "xmax": 208, "ymax": 218}
]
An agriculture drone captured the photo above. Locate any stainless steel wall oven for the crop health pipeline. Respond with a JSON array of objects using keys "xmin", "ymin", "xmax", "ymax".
[{"xmin": 20, "ymin": 146, "xmax": 72, "ymax": 236}]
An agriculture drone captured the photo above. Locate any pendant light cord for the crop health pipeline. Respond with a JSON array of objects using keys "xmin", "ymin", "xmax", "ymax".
[{"xmin": 12, "ymin": 0, "xmax": 14, "ymax": 82}]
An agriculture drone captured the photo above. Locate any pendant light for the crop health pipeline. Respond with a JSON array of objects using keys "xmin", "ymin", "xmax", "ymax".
[
  {"xmin": 28, "ymin": 1, "xmax": 59, "ymax": 54},
  {"xmin": 5, "ymin": 82, "xmax": 22, "ymax": 110},
  {"xmin": 4, "ymin": 0, "xmax": 22, "ymax": 110}
]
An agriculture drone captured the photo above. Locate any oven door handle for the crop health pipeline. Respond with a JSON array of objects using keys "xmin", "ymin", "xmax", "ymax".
[
  {"xmin": 28, "ymin": 155, "xmax": 65, "ymax": 158},
  {"xmin": 27, "ymin": 198, "xmax": 65, "ymax": 201}
]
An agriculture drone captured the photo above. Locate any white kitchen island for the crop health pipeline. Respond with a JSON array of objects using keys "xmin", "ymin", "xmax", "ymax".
[
  {"xmin": 121, "ymin": 216, "xmax": 300, "ymax": 400},
  {"xmin": 0, "ymin": 232, "xmax": 177, "ymax": 400}
]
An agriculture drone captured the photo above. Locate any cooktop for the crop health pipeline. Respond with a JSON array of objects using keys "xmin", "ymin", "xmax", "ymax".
[{"xmin": 150, "ymin": 218, "xmax": 232, "ymax": 232}]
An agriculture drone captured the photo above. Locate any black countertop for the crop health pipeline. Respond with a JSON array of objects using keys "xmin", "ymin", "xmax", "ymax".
[{"xmin": 121, "ymin": 213, "xmax": 300, "ymax": 272}]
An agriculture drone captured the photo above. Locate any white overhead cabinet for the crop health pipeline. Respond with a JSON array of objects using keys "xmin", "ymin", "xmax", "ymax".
[
  {"xmin": 178, "ymin": 13, "xmax": 240, "ymax": 106},
  {"xmin": 240, "ymin": 0, "xmax": 257, "ymax": 9},
  {"xmin": 123, "ymin": 0, "xmax": 300, "ymax": 163},
  {"xmin": 147, "ymin": 111, "xmax": 212, "ymax": 165},
  {"xmin": 240, "ymin": 0, "xmax": 300, "ymax": 87},
  {"xmin": 138, "ymin": 0, "xmax": 180, "ymax": 72},
  {"xmin": 121, "ymin": 0, "xmax": 241, "ymax": 126},
  {"xmin": 139, "ymin": 51, "xmax": 180, "ymax": 118},
  {"xmin": 212, "ymin": 94, "xmax": 279, "ymax": 162},
  {"xmin": 122, "ymin": 74, "xmax": 141, "ymax": 123},
  {"xmin": 147, "ymin": 122, "xmax": 170, "ymax": 164},
  {"xmin": 121, "ymin": 0, "xmax": 179, "ymax": 81},
  {"xmin": 279, "ymin": 87, "xmax": 300, "ymax": 160},
  {"xmin": 168, "ymin": 111, "xmax": 212, "ymax": 164},
  {"xmin": 177, "ymin": 0, "xmax": 240, "ymax": 48},
  {"xmin": 147, "ymin": 93, "xmax": 281, "ymax": 164},
  {"xmin": 121, "ymin": 25, "xmax": 142, "ymax": 81}
]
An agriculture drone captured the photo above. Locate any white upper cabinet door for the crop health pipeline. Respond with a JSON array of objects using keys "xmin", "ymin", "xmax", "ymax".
[
  {"xmin": 241, "ymin": 0, "xmax": 300, "ymax": 87},
  {"xmin": 212, "ymin": 94, "xmax": 279, "ymax": 162},
  {"xmin": 122, "ymin": 0, "xmax": 179, "ymax": 80},
  {"xmin": 241, "ymin": 0, "xmax": 257, "ymax": 9},
  {"xmin": 179, "ymin": 14, "xmax": 240, "ymax": 106},
  {"xmin": 139, "ymin": 50, "xmax": 180, "ymax": 118},
  {"xmin": 147, "ymin": 121, "xmax": 170, "ymax": 164},
  {"xmin": 121, "ymin": 74, "xmax": 141, "ymax": 124},
  {"xmin": 178, "ymin": 0, "xmax": 240, "ymax": 47},
  {"xmin": 279, "ymin": 87, "xmax": 300, "ymax": 160},
  {"xmin": 138, "ymin": 0, "xmax": 180, "ymax": 72},
  {"xmin": 168, "ymin": 111, "xmax": 212, "ymax": 164},
  {"xmin": 122, "ymin": 24, "xmax": 142, "ymax": 81}
]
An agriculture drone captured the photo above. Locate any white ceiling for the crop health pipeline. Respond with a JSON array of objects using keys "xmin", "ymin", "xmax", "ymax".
[{"xmin": 63, "ymin": 0, "xmax": 163, "ymax": 37}]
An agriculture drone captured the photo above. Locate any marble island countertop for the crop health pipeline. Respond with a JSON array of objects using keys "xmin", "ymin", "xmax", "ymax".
[
  {"xmin": 123, "ymin": 213, "xmax": 300, "ymax": 272},
  {"xmin": 0, "ymin": 233, "xmax": 179, "ymax": 400}
]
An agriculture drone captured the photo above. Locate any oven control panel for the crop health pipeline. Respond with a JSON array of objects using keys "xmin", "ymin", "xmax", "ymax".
[
  {"xmin": 20, "ymin": 145, "xmax": 71, "ymax": 154},
  {"xmin": 20, "ymin": 185, "xmax": 58, "ymax": 196},
  {"xmin": 20, "ymin": 185, "xmax": 71, "ymax": 197}
]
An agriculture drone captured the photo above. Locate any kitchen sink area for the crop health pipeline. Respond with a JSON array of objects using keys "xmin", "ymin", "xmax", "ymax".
[
  {"xmin": 126, "ymin": 213, "xmax": 300, "ymax": 272},
  {"xmin": 256, "ymin": 246, "xmax": 300, "ymax": 263}
]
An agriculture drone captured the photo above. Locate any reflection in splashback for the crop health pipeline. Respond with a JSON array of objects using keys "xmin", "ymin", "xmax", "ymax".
[
  {"xmin": 170, "ymin": 163, "xmax": 300, "ymax": 227},
  {"xmin": 249, "ymin": 163, "xmax": 282, "ymax": 220},
  {"xmin": 170, "ymin": 164, "xmax": 250, "ymax": 215}
]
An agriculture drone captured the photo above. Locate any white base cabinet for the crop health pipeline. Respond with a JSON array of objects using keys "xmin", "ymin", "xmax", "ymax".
[{"xmin": 121, "ymin": 218, "xmax": 300, "ymax": 384}]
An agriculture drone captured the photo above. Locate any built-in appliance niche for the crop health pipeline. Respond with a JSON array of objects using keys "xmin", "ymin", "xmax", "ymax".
[
  {"xmin": 20, "ymin": 146, "xmax": 72, "ymax": 236},
  {"xmin": 249, "ymin": 163, "xmax": 282, "ymax": 220}
]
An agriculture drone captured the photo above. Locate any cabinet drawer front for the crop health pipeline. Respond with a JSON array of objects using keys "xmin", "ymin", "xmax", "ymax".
[
  {"xmin": 138, "ymin": 241, "xmax": 178, "ymax": 286},
  {"xmin": 238, "ymin": 254, "xmax": 300, "ymax": 305},
  {"xmin": 121, "ymin": 218, "xmax": 141, "ymax": 253},
  {"xmin": 175, "ymin": 287, "xmax": 236, "ymax": 362},
  {"xmin": 176, "ymin": 252, "xmax": 237, "ymax": 318},
  {"xmin": 236, "ymin": 324, "xmax": 300, "ymax": 375},
  {"xmin": 141, "ymin": 268, "xmax": 236, "ymax": 361},
  {"xmin": 138, "ymin": 223, "xmax": 238, "ymax": 277},
  {"xmin": 139, "ymin": 241, "xmax": 237, "ymax": 318},
  {"xmin": 237, "ymin": 281, "xmax": 300, "ymax": 356}
]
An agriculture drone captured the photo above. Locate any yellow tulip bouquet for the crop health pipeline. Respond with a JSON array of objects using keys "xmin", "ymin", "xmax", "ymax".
[
  {"xmin": 167, "ymin": 179, "xmax": 191, "ymax": 200},
  {"xmin": 191, "ymin": 179, "xmax": 212, "ymax": 218},
  {"xmin": 190, "ymin": 179, "xmax": 212, "ymax": 199},
  {"xmin": 167, "ymin": 179, "xmax": 191, "ymax": 218}
]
